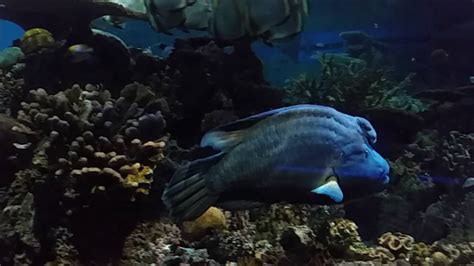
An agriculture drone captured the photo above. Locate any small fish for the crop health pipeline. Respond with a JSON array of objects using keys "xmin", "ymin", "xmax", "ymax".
[
  {"xmin": 162, "ymin": 104, "xmax": 389, "ymax": 221},
  {"xmin": 67, "ymin": 44, "xmax": 94, "ymax": 63}
]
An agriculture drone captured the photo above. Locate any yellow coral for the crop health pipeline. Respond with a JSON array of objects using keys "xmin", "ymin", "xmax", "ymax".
[
  {"xmin": 20, "ymin": 28, "xmax": 56, "ymax": 54},
  {"xmin": 182, "ymin": 207, "xmax": 227, "ymax": 239},
  {"xmin": 122, "ymin": 163, "xmax": 153, "ymax": 195}
]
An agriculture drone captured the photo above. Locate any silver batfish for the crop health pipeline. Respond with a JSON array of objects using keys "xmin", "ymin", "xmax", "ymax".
[{"xmin": 162, "ymin": 104, "xmax": 390, "ymax": 221}]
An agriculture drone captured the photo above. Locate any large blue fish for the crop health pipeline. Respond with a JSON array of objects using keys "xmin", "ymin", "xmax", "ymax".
[{"xmin": 162, "ymin": 104, "xmax": 390, "ymax": 221}]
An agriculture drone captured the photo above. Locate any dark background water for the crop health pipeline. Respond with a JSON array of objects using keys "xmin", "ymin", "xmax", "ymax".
[{"xmin": 2, "ymin": 0, "xmax": 474, "ymax": 85}]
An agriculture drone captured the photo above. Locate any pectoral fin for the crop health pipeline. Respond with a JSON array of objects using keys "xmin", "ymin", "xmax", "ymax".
[{"xmin": 311, "ymin": 179, "xmax": 343, "ymax": 203}]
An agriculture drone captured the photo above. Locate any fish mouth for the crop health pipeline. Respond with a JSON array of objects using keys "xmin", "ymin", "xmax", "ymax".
[{"xmin": 382, "ymin": 174, "xmax": 390, "ymax": 185}]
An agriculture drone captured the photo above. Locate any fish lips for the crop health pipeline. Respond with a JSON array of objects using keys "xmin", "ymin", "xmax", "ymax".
[
  {"xmin": 335, "ymin": 167, "xmax": 390, "ymax": 201},
  {"xmin": 338, "ymin": 177, "xmax": 389, "ymax": 201}
]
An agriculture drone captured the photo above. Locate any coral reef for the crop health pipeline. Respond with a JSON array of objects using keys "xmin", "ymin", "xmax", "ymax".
[
  {"xmin": 0, "ymin": 18, "xmax": 473, "ymax": 265},
  {"xmin": 283, "ymin": 54, "xmax": 429, "ymax": 114},
  {"xmin": 161, "ymin": 37, "xmax": 283, "ymax": 145},
  {"xmin": 410, "ymin": 242, "xmax": 432, "ymax": 265},
  {"xmin": 121, "ymin": 219, "xmax": 182, "ymax": 264},
  {"xmin": 17, "ymin": 83, "xmax": 168, "ymax": 203},
  {"xmin": 182, "ymin": 207, "xmax": 227, "ymax": 240},
  {"xmin": 0, "ymin": 169, "xmax": 44, "ymax": 265},
  {"xmin": 378, "ymin": 232, "xmax": 414, "ymax": 259},
  {"xmin": 0, "ymin": 69, "xmax": 24, "ymax": 114},
  {"xmin": 436, "ymin": 131, "xmax": 474, "ymax": 180}
]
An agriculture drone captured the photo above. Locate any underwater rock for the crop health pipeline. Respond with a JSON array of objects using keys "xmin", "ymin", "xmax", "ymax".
[
  {"xmin": 47, "ymin": 227, "xmax": 79, "ymax": 265},
  {"xmin": 164, "ymin": 37, "xmax": 282, "ymax": 146},
  {"xmin": 339, "ymin": 31, "xmax": 386, "ymax": 68},
  {"xmin": 0, "ymin": 169, "xmax": 44, "ymax": 265},
  {"xmin": 0, "ymin": 0, "xmax": 146, "ymax": 36},
  {"xmin": 18, "ymin": 27, "xmax": 135, "ymax": 91},
  {"xmin": 160, "ymin": 247, "xmax": 218, "ymax": 266},
  {"xmin": 0, "ymin": 69, "xmax": 24, "ymax": 114},
  {"xmin": 0, "ymin": 114, "xmax": 36, "ymax": 180},
  {"xmin": 201, "ymin": 110, "xmax": 238, "ymax": 132},
  {"xmin": 431, "ymin": 241, "xmax": 474, "ymax": 265},
  {"xmin": 279, "ymin": 225, "xmax": 318, "ymax": 264},
  {"xmin": 121, "ymin": 219, "xmax": 182, "ymax": 264}
]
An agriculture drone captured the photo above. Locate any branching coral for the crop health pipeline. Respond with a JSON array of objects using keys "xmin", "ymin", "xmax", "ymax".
[
  {"xmin": 283, "ymin": 53, "xmax": 429, "ymax": 114},
  {"xmin": 17, "ymin": 82, "xmax": 168, "ymax": 203}
]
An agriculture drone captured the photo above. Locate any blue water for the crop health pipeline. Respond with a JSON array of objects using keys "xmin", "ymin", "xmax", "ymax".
[{"xmin": 0, "ymin": 20, "xmax": 24, "ymax": 50}]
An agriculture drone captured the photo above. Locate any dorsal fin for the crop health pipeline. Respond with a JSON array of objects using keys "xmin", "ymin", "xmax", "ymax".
[
  {"xmin": 200, "ymin": 105, "xmax": 315, "ymax": 151},
  {"xmin": 213, "ymin": 104, "xmax": 315, "ymax": 132}
]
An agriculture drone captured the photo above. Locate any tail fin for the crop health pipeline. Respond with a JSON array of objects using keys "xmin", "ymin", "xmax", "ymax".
[{"xmin": 161, "ymin": 152, "xmax": 224, "ymax": 221}]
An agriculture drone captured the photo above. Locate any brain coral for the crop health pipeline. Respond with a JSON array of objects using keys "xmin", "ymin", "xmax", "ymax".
[{"xmin": 378, "ymin": 232, "xmax": 414, "ymax": 258}]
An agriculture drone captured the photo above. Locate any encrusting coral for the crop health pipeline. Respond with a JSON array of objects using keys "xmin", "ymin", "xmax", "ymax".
[
  {"xmin": 182, "ymin": 207, "xmax": 227, "ymax": 240},
  {"xmin": 121, "ymin": 219, "xmax": 182, "ymax": 264},
  {"xmin": 409, "ymin": 242, "xmax": 433, "ymax": 265},
  {"xmin": 17, "ymin": 82, "xmax": 168, "ymax": 203}
]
